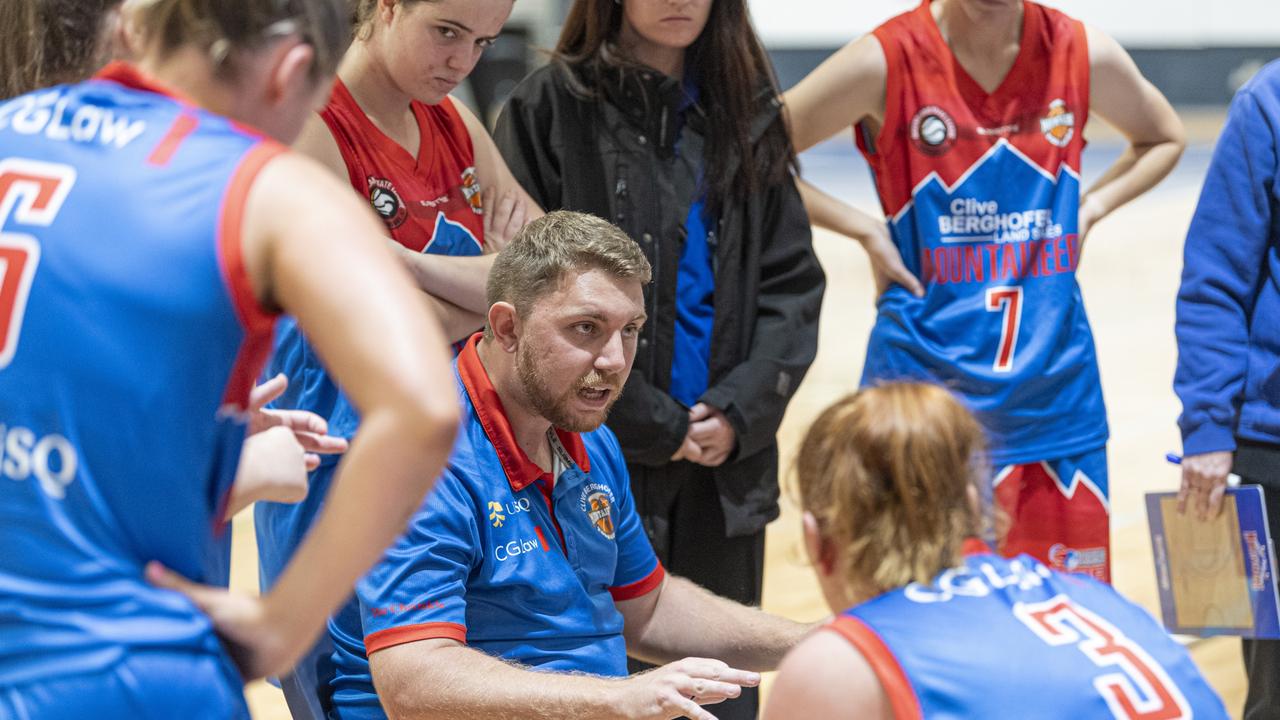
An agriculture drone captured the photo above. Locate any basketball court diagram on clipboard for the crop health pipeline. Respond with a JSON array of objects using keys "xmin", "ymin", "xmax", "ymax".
[{"xmin": 1147, "ymin": 485, "xmax": 1280, "ymax": 638}]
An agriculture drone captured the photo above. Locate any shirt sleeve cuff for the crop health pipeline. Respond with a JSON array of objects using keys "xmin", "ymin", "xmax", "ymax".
[
  {"xmin": 609, "ymin": 563, "xmax": 666, "ymax": 601},
  {"xmin": 1182, "ymin": 423, "xmax": 1239, "ymax": 456},
  {"xmin": 365, "ymin": 621, "xmax": 467, "ymax": 655}
]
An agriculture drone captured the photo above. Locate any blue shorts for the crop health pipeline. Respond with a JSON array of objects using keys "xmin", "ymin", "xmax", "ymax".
[{"xmin": 0, "ymin": 650, "xmax": 248, "ymax": 720}]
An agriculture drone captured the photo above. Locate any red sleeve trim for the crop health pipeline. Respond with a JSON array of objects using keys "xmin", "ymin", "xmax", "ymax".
[
  {"xmin": 147, "ymin": 112, "xmax": 199, "ymax": 167},
  {"xmin": 609, "ymin": 563, "xmax": 666, "ymax": 601},
  {"xmin": 825, "ymin": 616, "xmax": 923, "ymax": 720},
  {"xmin": 215, "ymin": 141, "xmax": 285, "ymax": 409},
  {"xmin": 365, "ymin": 621, "xmax": 467, "ymax": 655}
]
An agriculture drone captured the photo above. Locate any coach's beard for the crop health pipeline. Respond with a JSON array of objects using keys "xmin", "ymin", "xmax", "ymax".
[{"xmin": 517, "ymin": 347, "xmax": 624, "ymax": 434}]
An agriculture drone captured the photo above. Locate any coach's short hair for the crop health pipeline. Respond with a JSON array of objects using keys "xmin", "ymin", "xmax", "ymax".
[{"xmin": 485, "ymin": 211, "xmax": 651, "ymax": 334}]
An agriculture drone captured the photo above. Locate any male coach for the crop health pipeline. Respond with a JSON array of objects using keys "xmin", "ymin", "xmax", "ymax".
[
  {"xmin": 1174, "ymin": 60, "xmax": 1280, "ymax": 719},
  {"xmin": 324, "ymin": 211, "xmax": 810, "ymax": 720}
]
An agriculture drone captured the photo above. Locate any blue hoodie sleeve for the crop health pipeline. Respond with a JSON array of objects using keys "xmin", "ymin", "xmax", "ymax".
[{"xmin": 1175, "ymin": 79, "xmax": 1278, "ymax": 455}]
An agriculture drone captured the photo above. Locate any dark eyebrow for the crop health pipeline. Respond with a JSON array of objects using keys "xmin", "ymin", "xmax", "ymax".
[
  {"xmin": 437, "ymin": 17, "xmax": 473, "ymax": 33},
  {"xmin": 439, "ymin": 18, "xmax": 499, "ymax": 41}
]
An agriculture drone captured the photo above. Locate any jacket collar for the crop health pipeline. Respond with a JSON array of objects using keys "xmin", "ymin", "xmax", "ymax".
[{"xmin": 456, "ymin": 333, "xmax": 591, "ymax": 492}]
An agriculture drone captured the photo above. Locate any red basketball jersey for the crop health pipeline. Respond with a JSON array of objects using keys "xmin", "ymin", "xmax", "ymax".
[{"xmin": 321, "ymin": 78, "xmax": 484, "ymax": 256}]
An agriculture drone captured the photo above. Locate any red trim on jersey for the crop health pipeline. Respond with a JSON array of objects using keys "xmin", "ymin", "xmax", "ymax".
[
  {"xmin": 93, "ymin": 62, "xmax": 197, "ymax": 106},
  {"xmin": 609, "ymin": 564, "xmax": 666, "ymax": 602},
  {"xmin": 146, "ymin": 112, "xmax": 199, "ymax": 167},
  {"xmin": 535, "ymin": 478, "xmax": 568, "ymax": 555},
  {"xmin": 215, "ymin": 142, "xmax": 285, "ymax": 409},
  {"xmin": 456, "ymin": 333, "xmax": 592, "ymax": 492},
  {"xmin": 962, "ymin": 537, "xmax": 992, "ymax": 556},
  {"xmin": 826, "ymin": 616, "xmax": 923, "ymax": 720},
  {"xmin": 365, "ymin": 621, "xmax": 467, "ymax": 654}
]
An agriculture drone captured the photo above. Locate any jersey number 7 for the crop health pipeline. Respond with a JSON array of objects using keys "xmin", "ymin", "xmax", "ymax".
[
  {"xmin": 0, "ymin": 160, "xmax": 76, "ymax": 371},
  {"xmin": 986, "ymin": 286, "xmax": 1023, "ymax": 373},
  {"xmin": 1015, "ymin": 595, "xmax": 1191, "ymax": 719}
]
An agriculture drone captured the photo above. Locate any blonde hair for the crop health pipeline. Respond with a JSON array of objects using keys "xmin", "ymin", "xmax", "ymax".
[
  {"xmin": 126, "ymin": 0, "xmax": 350, "ymax": 79},
  {"xmin": 485, "ymin": 211, "xmax": 651, "ymax": 337},
  {"xmin": 794, "ymin": 383, "xmax": 986, "ymax": 596}
]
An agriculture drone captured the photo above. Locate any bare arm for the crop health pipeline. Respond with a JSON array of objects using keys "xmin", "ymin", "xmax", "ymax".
[
  {"xmin": 783, "ymin": 37, "xmax": 924, "ymax": 297},
  {"xmin": 783, "ymin": 34, "xmax": 886, "ymax": 153},
  {"xmin": 389, "ymin": 100, "xmax": 546, "ymax": 312},
  {"xmin": 797, "ymin": 178, "xmax": 924, "ymax": 297},
  {"xmin": 1080, "ymin": 25, "xmax": 1185, "ymax": 237},
  {"xmin": 761, "ymin": 630, "xmax": 886, "ymax": 720},
  {"xmin": 617, "ymin": 576, "xmax": 813, "ymax": 672},
  {"xmin": 149, "ymin": 152, "xmax": 459, "ymax": 679},
  {"xmin": 370, "ymin": 638, "xmax": 756, "ymax": 720}
]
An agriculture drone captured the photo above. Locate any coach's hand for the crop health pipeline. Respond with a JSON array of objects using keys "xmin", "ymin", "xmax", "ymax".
[
  {"xmin": 1177, "ymin": 450, "xmax": 1234, "ymax": 520},
  {"xmin": 249, "ymin": 373, "xmax": 349, "ymax": 470},
  {"xmin": 620, "ymin": 657, "xmax": 760, "ymax": 720},
  {"xmin": 145, "ymin": 561, "xmax": 302, "ymax": 680}
]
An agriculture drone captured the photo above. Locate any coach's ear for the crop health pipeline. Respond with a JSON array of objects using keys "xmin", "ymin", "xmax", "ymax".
[
  {"xmin": 802, "ymin": 511, "xmax": 836, "ymax": 577},
  {"xmin": 487, "ymin": 301, "xmax": 521, "ymax": 353}
]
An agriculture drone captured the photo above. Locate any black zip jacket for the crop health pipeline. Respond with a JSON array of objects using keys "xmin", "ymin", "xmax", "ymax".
[{"xmin": 494, "ymin": 61, "xmax": 825, "ymax": 536}]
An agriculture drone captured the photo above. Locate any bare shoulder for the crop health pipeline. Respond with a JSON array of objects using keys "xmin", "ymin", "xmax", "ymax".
[
  {"xmin": 1082, "ymin": 24, "xmax": 1135, "ymax": 77},
  {"xmin": 291, "ymin": 111, "xmax": 347, "ymax": 179},
  {"xmin": 762, "ymin": 628, "xmax": 891, "ymax": 720}
]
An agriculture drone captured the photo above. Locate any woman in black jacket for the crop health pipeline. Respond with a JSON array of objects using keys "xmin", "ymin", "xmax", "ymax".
[{"xmin": 495, "ymin": 2, "xmax": 824, "ymax": 717}]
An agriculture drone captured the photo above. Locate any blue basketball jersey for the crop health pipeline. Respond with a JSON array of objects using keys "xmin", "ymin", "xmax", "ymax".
[
  {"xmin": 833, "ymin": 552, "xmax": 1226, "ymax": 719},
  {"xmin": 0, "ymin": 63, "xmax": 281, "ymax": 687},
  {"xmin": 859, "ymin": 2, "xmax": 1107, "ymax": 465}
]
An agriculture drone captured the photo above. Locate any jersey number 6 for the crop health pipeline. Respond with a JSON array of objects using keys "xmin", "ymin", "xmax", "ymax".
[
  {"xmin": 1015, "ymin": 595, "xmax": 1191, "ymax": 720},
  {"xmin": 0, "ymin": 160, "xmax": 76, "ymax": 371},
  {"xmin": 985, "ymin": 286, "xmax": 1023, "ymax": 373}
]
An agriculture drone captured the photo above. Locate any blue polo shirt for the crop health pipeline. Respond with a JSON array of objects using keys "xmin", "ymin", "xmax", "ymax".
[{"xmin": 328, "ymin": 335, "xmax": 665, "ymax": 719}]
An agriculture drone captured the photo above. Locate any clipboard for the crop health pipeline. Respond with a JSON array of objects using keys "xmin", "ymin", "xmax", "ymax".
[{"xmin": 1146, "ymin": 485, "xmax": 1280, "ymax": 638}]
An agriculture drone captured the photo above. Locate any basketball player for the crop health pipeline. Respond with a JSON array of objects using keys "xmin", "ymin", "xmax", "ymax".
[
  {"xmin": 0, "ymin": 1, "xmax": 353, "ymax": 521},
  {"xmin": 0, "ymin": 0, "xmax": 458, "ymax": 715},
  {"xmin": 784, "ymin": 0, "xmax": 1186, "ymax": 581},
  {"xmin": 255, "ymin": 1, "xmax": 541, "ymax": 714},
  {"xmin": 764, "ymin": 384, "xmax": 1227, "ymax": 719},
  {"xmin": 326, "ymin": 212, "xmax": 811, "ymax": 720}
]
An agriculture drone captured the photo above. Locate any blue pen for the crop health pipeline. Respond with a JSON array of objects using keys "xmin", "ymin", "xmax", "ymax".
[{"xmin": 1165, "ymin": 452, "xmax": 1242, "ymax": 487}]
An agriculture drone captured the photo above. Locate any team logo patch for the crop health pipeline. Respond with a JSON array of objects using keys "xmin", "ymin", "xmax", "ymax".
[
  {"xmin": 460, "ymin": 166, "xmax": 483, "ymax": 215},
  {"xmin": 579, "ymin": 483, "xmax": 616, "ymax": 540},
  {"xmin": 1040, "ymin": 99, "xmax": 1075, "ymax": 147},
  {"xmin": 367, "ymin": 176, "xmax": 407, "ymax": 229},
  {"xmin": 1047, "ymin": 543, "xmax": 1107, "ymax": 575},
  {"xmin": 910, "ymin": 105, "xmax": 957, "ymax": 155}
]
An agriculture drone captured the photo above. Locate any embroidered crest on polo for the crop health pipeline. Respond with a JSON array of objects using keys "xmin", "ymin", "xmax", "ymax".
[
  {"xmin": 579, "ymin": 483, "xmax": 616, "ymax": 540},
  {"xmin": 1040, "ymin": 99, "xmax": 1075, "ymax": 147},
  {"xmin": 910, "ymin": 105, "xmax": 957, "ymax": 156}
]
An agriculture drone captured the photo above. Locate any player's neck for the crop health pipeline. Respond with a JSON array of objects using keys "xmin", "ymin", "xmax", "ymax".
[
  {"xmin": 931, "ymin": 0, "xmax": 1018, "ymax": 79},
  {"xmin": 136, "ymin": 48, "xmax": 236, "ymax": 124},
  {"xmin": 476, "ymin": 339, "xmax": 556, "ymax": 474},
  {"xmin": 338, "ymin": 41, "xmax": 418, "ymax": 150}
]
